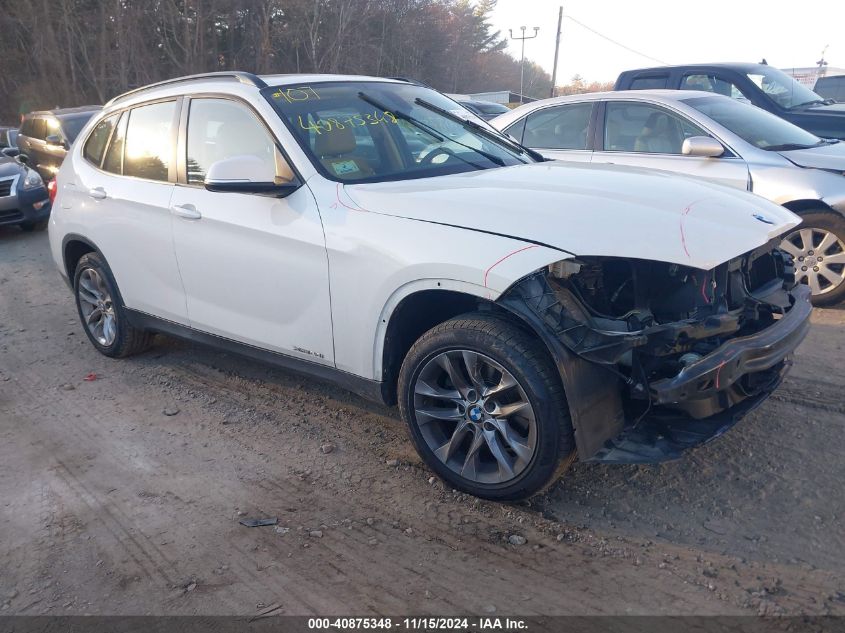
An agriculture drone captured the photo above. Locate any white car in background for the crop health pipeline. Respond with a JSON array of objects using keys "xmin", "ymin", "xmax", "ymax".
[
  {"xmin": 49, "ymin": 73, "xmax": 810, "ymax": 500},
  {"xmin": 492, "ymin": 90, "xmax": 845, "ymax": 305}
]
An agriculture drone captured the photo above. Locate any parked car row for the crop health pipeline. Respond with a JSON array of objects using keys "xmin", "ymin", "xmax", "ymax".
[
  {"xmin": 492, "ymin": 81, "xmax": 845, "ymax": 306},
  {"xmin": 0, "ymin": 106, "xmax": 100, "ymax": 231},
  {"xmin": 16, "ymin": 106, "xmax": 102, "ymax": 180},
  {"xmin": 47, "ymin": 71, "xmax": 811, "ymax": 501},
  {"xmin": 0, "ymin": 150, "xmax": 52, "ymax": 231},
  {"xmin": 615, "ymin": 62, "xmax": 845, "ymax": 140}
]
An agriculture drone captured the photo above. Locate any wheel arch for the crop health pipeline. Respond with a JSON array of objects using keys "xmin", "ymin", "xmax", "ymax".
[
  {"xmin": 377, "ymin": 283, "xmax": 496, "ymax": 405},
  {"xmin": 62, "ymin": 233, "xmax": 102, "ymax": 283},
  {"xmin": 781, "ymin": 198, "xmax": 841, "ymax": 218}
]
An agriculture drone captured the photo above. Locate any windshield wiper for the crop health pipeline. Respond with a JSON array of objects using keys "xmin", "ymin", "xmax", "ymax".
[
  {"xmin": 414, "ymin": 98, "xmax": 545, "ymax": 162},
  {"xmin": 763, "ymin": 142, "xmax": 819, "ymax": 151},
  {"xmin": 358, "ymin": 92, "xmax": 503, "ymax": 169},
  {"xmin": 357, "ymin": 92, "xmax": 445, "ymax": 142},
  {"xmin": 789, "ymin": 99, "xmax": 826, "ymax": 110}
]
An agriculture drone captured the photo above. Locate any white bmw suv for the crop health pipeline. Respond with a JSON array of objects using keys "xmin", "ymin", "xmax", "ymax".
[{"xmin": 49, "ymin": 72, "xmax": 811, "ymax": 500}]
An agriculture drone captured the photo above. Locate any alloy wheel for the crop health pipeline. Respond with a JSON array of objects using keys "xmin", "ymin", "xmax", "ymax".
[
  {"xmin": 412, "ymin": 350, "xmax": 537, "ymax": 485},
  {"xmin": 77, "ymin": 268, "xmax": 117, "ymax": 346},
  {"xmin": 781, "ymin": 228, "xmax": 845, "ymax": 296}
]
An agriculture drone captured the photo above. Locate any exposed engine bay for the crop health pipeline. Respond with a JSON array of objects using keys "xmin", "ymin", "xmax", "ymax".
[{"xmin": 499, "ymin": 238, "xmax": 812, "ymax": 463}]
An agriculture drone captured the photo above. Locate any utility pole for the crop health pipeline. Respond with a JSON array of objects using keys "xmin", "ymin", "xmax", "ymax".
[
  {"xmin": 550, "ymin": 6, "xmax": 563, "ymax": 98},
  {"xmin": 509, "ymin": 25, "xmax": 540, "ymax": 103}
]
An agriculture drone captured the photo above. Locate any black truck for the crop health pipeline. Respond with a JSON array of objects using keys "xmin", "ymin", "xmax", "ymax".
[{"xmin": 615, "ymin": 62, "xmax": 845, "ymax": 140}]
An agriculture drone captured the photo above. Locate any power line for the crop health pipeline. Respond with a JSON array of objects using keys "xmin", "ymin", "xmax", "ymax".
[{"xmin": 564, "ymin": 14, "xmax": 669, "ymax": 66}]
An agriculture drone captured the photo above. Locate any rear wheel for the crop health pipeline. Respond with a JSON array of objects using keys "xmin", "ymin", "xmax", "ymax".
[
  {"xmin": 780, "ymin": 211, "xmax": 845, "ymax": 307},
  {"xmin": 73, "ymin": 252, "xmax": 153, "ymax": 357},
  {"xmin": 398, "ymin": 313, "xmax": 574, "ymax": 501}
]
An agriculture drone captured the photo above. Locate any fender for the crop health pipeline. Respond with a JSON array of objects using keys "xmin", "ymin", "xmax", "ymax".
[
  {"xmin": 60, "ymin": 232, "xmax": 103, "ymax": 285},
  {"xmin": 372, "ymin": 278, "xmax": 493, "ymax": 380},
  {"xmin": 497, "ymin": 276, "xmax": 625, "ymax": 461}
]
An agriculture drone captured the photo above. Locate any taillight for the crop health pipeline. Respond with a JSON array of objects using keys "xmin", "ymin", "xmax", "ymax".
[{"xmin": 48, "ymin": 179, "xmax": 57, "ymax": 204}]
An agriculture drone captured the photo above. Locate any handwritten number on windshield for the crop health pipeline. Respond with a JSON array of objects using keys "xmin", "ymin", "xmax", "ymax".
[
  {"xmin": 273, "ymin": 86, "xmax": 321, "ymax": 103},
  {"xmin": 298, "ymin": 111, "xmax": 398, "ymax": 135}
]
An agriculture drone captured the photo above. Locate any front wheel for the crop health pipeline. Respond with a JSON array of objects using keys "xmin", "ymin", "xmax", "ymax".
[
  {"xmin": 780, "ymin": 211, "xmax": 845, "ymax": 307},
  {"xmin": 398, "ymin": 313, "xmax": 574, "ymax": 501}
]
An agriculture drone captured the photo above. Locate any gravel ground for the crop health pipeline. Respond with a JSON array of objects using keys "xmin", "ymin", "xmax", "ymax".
[{"xmin": 1, "ymin": 227, "xmax": 843, "ymax": 616}]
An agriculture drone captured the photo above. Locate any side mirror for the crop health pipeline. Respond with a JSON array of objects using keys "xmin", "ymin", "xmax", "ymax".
[
  {"xmin": 2, "ymin": 147, "xmax": 20, "ymax": 158},
  {"xmin": 204, "ymin": 152, "xmax": 299, "ymax": 197},
  {"xmin": 682, "ymin": 136, "xmax": 725, "ymax": 158}
]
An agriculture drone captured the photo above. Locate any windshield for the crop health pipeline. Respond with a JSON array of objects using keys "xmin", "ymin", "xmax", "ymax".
[
  {"xmin": 265, "ymin": 81, "xmax": 532, "ymax": 183},
  {"xmin": 683, "ymin": 95, "xmax": 823, "ymax": 150},
  {"xmin": 60, "ymin": 113, "xmax": 98, "ymax": 142},
  {"xmin": 746, "ymin": 67, "xmax": 823, "ymax": 109}
]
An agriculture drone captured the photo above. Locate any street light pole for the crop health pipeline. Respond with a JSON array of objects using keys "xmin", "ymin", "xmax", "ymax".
[
  {"xmin": 550, "ymin": 6, "xmax": 563, "ymax": 98},
  {"xmin": 509, "ymin": 25, "xmax": 539, "ymax": 104}
]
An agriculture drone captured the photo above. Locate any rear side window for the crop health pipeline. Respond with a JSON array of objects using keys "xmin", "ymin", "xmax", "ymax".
[
  {"xmin": 186, "ymin": 98, "xmax": 276, "ymax": 184},
  {"xmin": 45, "ymin": 117, "xmax": 62, "ymax": 140},
  {"xmin": 102, "ymin": 112, "xmax": 127, "ymax": 174},
  {"xmin": 83, "ymin": 114, "xmax": 119, "ymax": 167},
  {"xmin": 604, "ymin": 102, "xmax": 707, "ymax": 154},
  {"xmin": 124, "ymin": 101, "xmax": 178, "ymax": 182},
  {"xmin": 629, "ymin": 75, "xmax": 669, "ymax": 90},
  {"xmin": 522, "ymin": 103, "xmax": 592, "ymax": 149},
  {"xmin": 681, "ymin": 74, "xmax": 752, "ymax": 103}
]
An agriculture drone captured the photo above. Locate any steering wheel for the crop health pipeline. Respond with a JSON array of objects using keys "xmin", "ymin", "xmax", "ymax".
[{"xmin": 419, "ymin": 146, "xmax": 458, "ymax": 166}]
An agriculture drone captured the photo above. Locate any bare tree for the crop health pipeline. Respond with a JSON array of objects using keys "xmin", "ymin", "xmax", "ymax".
[{"xmin": 0, "ymin": 0, "xmax": 552, "ymax": 121}]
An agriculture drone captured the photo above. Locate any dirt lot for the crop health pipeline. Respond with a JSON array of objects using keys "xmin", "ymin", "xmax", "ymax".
[{"xmin": 1, "ymin": 227, "xmax": 843, "ymax": 617}]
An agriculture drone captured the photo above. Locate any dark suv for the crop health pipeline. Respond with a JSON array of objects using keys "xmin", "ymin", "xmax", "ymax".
[
  {"xmin": 615, "ymin": 63, "xmax": 845, "ymax": 139},
  {"xmin": 17, "ymin": 106, "xmax": 101, "ymax": 180}
]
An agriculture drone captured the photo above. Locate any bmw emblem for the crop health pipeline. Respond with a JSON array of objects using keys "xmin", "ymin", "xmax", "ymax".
[
  {"xmin": 468, "ymin": 406, "xmax": 483, "ymax": 422},
  {"xmin": 753, "ymin": 213, "xmax": 775, "ymax": 225}
]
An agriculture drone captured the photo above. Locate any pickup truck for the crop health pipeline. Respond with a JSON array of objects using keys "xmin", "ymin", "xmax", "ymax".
[{"xmin": 615, "ymin": 62, "xmax": 845, "ymax": 140}]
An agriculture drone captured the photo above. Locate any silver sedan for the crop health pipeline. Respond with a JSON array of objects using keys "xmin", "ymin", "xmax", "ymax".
[{"xmin": 492, "ymin": 90, "xmax": 845, "ymax": 305}]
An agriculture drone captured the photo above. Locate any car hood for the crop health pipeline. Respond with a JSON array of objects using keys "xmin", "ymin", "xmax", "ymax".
[
  {"xmin": 0, "ymin": 157, "xmax": 23, "ymax": 178},
  {"xmin": 344, "ymin": 162, "xmax": 801, "ymax": 271},
  {"xmin": 779, "ymin": 141, "xmax": 845, "ymax": 171}
]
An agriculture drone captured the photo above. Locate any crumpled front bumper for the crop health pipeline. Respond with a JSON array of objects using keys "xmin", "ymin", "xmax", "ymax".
[
  {"xmin": 649, "ymin": 284, "xmax": 812, "ymax": 407},
  {"xmin": 587, "ymin": 284, "xmax": 812, "ymax": 463}
]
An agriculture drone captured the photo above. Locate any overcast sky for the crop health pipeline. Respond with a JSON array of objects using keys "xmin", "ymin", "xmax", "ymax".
[{"xmin": 490, "ymin": 0, "xmax": 845, "ymax": 85}]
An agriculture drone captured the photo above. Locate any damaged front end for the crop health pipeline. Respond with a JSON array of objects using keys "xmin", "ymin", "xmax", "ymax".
[{"xmin": 499, "ymin": 239, "xmax": 812, "ymax": 464}]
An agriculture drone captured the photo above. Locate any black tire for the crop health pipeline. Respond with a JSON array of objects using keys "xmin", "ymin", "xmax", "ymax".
[
  {"xmin": 398, "ymin": 312, "xmax": 574, "ymax": 501},
  {"xmin": 783, "ymin": 210, "xmax": 845, "ymax": 307},
  {"xmin": 73, "ymin": 252, "xmax": 153, "ymax": 358},
  {"xmin": 20, "ymin": 220, "xmax": 48, "ymax": 232}
]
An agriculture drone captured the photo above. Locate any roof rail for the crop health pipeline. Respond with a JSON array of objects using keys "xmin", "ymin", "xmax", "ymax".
[{"xmin": 105, "ymin": 72, "xmax": 268, "ymax": 107}]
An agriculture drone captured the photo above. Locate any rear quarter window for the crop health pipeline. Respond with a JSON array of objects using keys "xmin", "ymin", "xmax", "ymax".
[
  {"xmin": 629, "ymin": 75, "xmax": 669, "ymax": 90},
  {"xmin": 83, "ymin": 114, "xmax": 119, "ymax": 168}
]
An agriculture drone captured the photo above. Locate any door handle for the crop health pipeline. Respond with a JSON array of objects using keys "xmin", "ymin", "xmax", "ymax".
[
  {"xmin": 170, "ymin": 203, "xmax": 202, "ymax": 220},
  {"xmin": 88, "ymin": 187, "xmax": 107, "ymax": 200}
]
